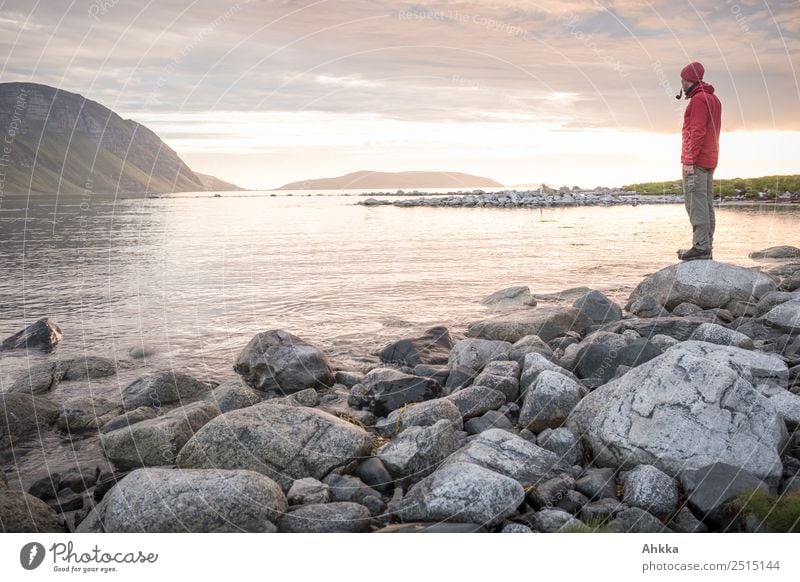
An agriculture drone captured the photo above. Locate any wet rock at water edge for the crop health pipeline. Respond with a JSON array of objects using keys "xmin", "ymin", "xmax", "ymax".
[
  {"xmin": 0, "ymin": 490, "xmax": 63, "ymax": 532},
  {"xmin": 121, "ymin": 370, "xmax": 211, "ymax": 409},
  {"xmin": 101, "ymin": 401, "xmax": 220, "ymax": 470},
  {"xmin": 206, "ymin": 379, "xmax": 263, "ymax": 412},
  {"xmin": 1, "ymin": 317, "xmax": 62, "ymax": 352},
  {"xmin": 233, "ymin": 329, "xmax": 335, "ymax": 393},
  {"xmin": 377, "ymin": 325, "xmax": 454, "ymax": 367},
  {"xmin": 480, "ymin": 286, "xmax": 537, "ymax": 308}
]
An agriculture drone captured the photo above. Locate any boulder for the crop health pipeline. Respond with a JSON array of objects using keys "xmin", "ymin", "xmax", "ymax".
[
  {"xmin": 520, "ymin": 352, "xmax": 579, "ymax": 394},
  {"xmin": 679, "ymin": 462, "xmax": 771, "ymax": 527},
  {"xmin": 353, "ymin": 457, "xmax": 394, "ymax": 493},
  {"xmin": 76, "ymin": 468, "xmax": 287, "ymax": 532},
  {"xmin": 608, "ymin": 507, "xmax": 668, "ymax": 533},
  {"xmin": 572, "ymin": 338, "xmax": 662, "ymax": 383},
  {"xmin": 471, "ymin": 360, "xmax": 520, "ymax": 401},
  {"xmin": 509, "ymin": 335, "xmax": 554, "ymax": 364},
  {"xmin": 573, "ymin": 290, "xmax": 622, "ymax": 325},
  {"xmin": 377, "ymin": 325, "xmax": 454, "ymax": 367},
  {"xmin": 530, "ymin": 508, "xmax": 584, "ymax": 532},
  {"xmin": 1, "ymin": 317, "xmax": 62, "ymax": 352},
  {"xmin": 749, "ymin": 245, "xmax": 800, "ymax": 260},
  {"xmin": 672, "ymin": 302, "xmax": 704, "ymax": 317},
  {"xmin": 464, "ymin": 410, "xmax": 515, "ymax": 435},
  {"xmin": 101, "ymin": 401, "xmax": 220, "ymax": 470},
  {"xmin": 377, "ymin": 419, "xmax": 459, "ymax": 480},
  {"xmin": 359, "ymin": 368, "xmax": 441, "ymax": 417},
  {"xmin": 55, "ymin": 397, "xmax": 125, "ymax": 432},
  {"xmin": 466, "ymin": 307, "xmax": 592, "ymax": 343},
  {"xmin": 444, "ymin": 429, "xmax": 566, "ymax": 487},
  {"xmin": 761, "ymin": 298, "xmax": 800, "ymax": 334},
  {"xmin": 628, "ymin": 295, "xmax": 668, "ymax": 318},
  {"xmin": 0, "ymin": 490, "xmax": 63, "ymax": 532},
  {"xmin": 375, "ymin": 398, "xmax": 463, "ymax": 436},
  {"xmin": 287, "ymin": 477, "xmax": 330, "ymax": 505},
  {"xmin": 575, "ymin": 468, "xmax": 617, "ymax": 501},
  {"xmin": 176, "ymin": 402, "xmax": 373, "ymax": 490},
  {"xmin": 397, "ymin": 462, "xmax": 525, "ymax": 527},
  {"xmin": 518, "ymin": 370, "xmax": 586, "ymax": 432},
  {"xmin": 689, "ymin": 322, "xmax": 755, "ymax": 349},
  {"xmin": 277, "ymin": 502, "xmax": 372, "ymax": 533},
  {"xmin": 446, "ymin": 385, "xmax": 506, "ymax": 419},
  {"xmin": 626, "ymin": 261, "xmax": 777, "ymax": 312},
  {"xmin": 206, "ymin": 379, "xmax": 262, "ymax": 412},
  {"xmin": 121, "ymin": 370, "xmax": 211, "ymax": 409},
  {"xmin": 233, "ymin": 329, "xmax": 334, "ymax": 393},
  {"xmin": 0, "ymin": 392, "xmax": 59, "ymax": 446},
  {"xmin": 8, "ymin": 355, "xmax": 116, "ymax": 395},
  {"xmin": 101, "ymin": 407, "xmax": 158, "ymax": 433},
  {"xmin": 448, "ymin": 338, "xmax": 513, "ymax": 371},
  {"xmin": 755, "ymin": 292, "xmax": 800, "ymax": 317},
  {"xmin": 536, "ymin": 427, "xmax": 583, "ymax": 466},
  {"xmin": 480, "ymin": 285, "xmax": 537, "ymax": 308},
  {"xmin": 322, "ymin": 473, "xmax": 383, "ymax": 505},
  {"xmin": 621, "ymin": 465, "xmax": 679, "ymax": 518},
  {"xmin": 567, "ymin": 344, "xmax": 787, "ymax": 486}
]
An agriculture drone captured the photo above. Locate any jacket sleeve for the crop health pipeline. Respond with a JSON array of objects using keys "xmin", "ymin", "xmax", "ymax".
[{"xmin": 682, "ymin": 95, "xmax": 709, "ymax": 166}]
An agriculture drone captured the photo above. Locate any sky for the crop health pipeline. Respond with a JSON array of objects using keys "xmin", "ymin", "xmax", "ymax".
[{"xmin": 1, "ymin": 0, "xmax": 799, "ymax": 189}]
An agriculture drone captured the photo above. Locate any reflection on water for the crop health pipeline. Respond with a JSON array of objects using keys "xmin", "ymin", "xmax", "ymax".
[{"xmin": 1, "ymin": 190, "xmax": 798, "ymax": 487}]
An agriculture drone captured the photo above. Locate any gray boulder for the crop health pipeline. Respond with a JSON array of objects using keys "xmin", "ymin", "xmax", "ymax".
[
  {"xmin": 761, "ymin": 298, "xmax": 800, "ymax": 334},
  {"xmin": 536, "ymin": 427, "xmax": 583, "ymax": 466},
  {"xmin": 446, "ymin": 385, "xmax": 506, "ymax": 419},
  {"xmin": 101, "ymin": 407, "xmax": 158, "ymax": 433},
  {"xmin": 0, "ymin": 490, "xmax": 63, "ymax": 532},
  {"xmin": 76, "ymin": 468, "xmax": 287, "ymax": 532},
  {"xmin": 376, "ymin": 398, "xmax": 463, "ymax": 436},
  {"xmin": 472, "ymin": 360, "xmax": 520, "ymax": 401},
  {"xmin": 575, "ymin": 468, "xmax": 617, "ymax": 501},
  {"xmin": 287, "ymin": 477, "xmax": 330, "ymax": 505},
  {"xmin": 509, "ymin": 335, "xmax": 554, "ymax": 364},
  {"xmin": 567, "ymin": 344, "xmax": 787, "ymax": 486},
  {"xmin": 121, "ymin": 370, "xmax": 211, "ymax": 409},
  {"xmin": 233, "ymin": 329, "xmax": 334, "ymax": 393},
  {"xmin": 573, "ymin": 290, "xmax": 622, "ymax": 325},
  {"xmin": 518, "ymin": 370, "xmax": 586, "ymax": 432},
  {"xmin": 608, "ymin": 507, "xmax": 668, "ymax": 533},
  {"xmin": 755, "ymin": 291, "xmax": 800, "ymax": 316},
  {"xmin": 377, "ymin": 325, "xmax": 453, "ymax": 367},
  {"xmin": 1, "ymin": 317, "xmax": 62, "ymax": 352},
  {"xmin": 572, "ymin": 338, "xmax": 662, "ymax": 383},
  {"xmin": 0, "ymin": 392, "xmax": 59, "ymax": 446},
  {"xmin": 689, "ymin": 322, "xmax": 755, "ymax": 349},
  {"xmin": 626, "ymin": 261, "xmax": 777, "ymax": 312},
  {"xmin": 398, "ymin": 462, "xmax": 525, "ymax": 527},
  {"xmin": 278, "ymin": 502, "xmax": 372, "ymax": 533},
  {"xmin": 55, "ymin": 396, "xmax": 124, "ymax": 433},
  {"xmin": 377, "ymin": 419, "xmax": 459, "ymax": 480},
  {"xmin": 520, "ymin": 352, "xmax": 579, "ymax": 394},
  {"xmin": 621, "ymin": 465, "xmax": 679, "ymax": 518},
  {"xmin": 448, "ymin": 338, "xmax": 513, "ymax": 371},
  {"xmin": 176, "ymin": 402, "xmax": 373, "ymax": 490},
  {"xmin": 464, "ymin": 410, "xmax": 515, "ymax": 435},
  {"xmin": 530, "ymin": 508, "xmax": 585, "ymax": 532},
  {"xmin": 101, "ymin": 401, "xmax": 220, "ymax": 470},
  {"xmin": 444, "ymin": 428, "xmax": 566, "ymax": 486},
  {"xmin": 359, "ymin": 368, "xmax": 441, "ymax": 417},
  {"xmin": 679, "ymin": 463, "xmax": 770, "ymax": 527},
  {"xmin": 466, "ymin": 307, "xmax": 592, "ymax": 343},
  {"xmin": 206, "ymin": 379, "xmax": 262, "ymax": 412},
  {"xmin": 7, "ymin": 355, "xmax": 117, "ymax": 395},
  {"xmin": 480, "ymin": 285, "xmax": 537, "ymax": 308}
]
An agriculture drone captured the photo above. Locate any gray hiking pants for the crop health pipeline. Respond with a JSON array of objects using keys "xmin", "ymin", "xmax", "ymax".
[{"xmin": 683, "ymin": 165, "xmax": 715, "ymax": 251}]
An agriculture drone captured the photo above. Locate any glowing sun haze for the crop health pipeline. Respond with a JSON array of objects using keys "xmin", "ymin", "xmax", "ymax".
[{"xmin": 2, "ymin": 0, "xmax": 798, "ymax": 189}]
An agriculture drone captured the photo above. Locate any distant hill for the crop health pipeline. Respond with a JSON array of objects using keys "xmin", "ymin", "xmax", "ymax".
[
  {"xmin": 276, "ymin": 170, "xmax": 503, "ymax": 190},
  {"xmin": 0, "ymin": 82, "xmax": 239, "ymax": 194},
  {"xmin": 195, "ymin": 172, "xmax": 245, "ymax": 192}
]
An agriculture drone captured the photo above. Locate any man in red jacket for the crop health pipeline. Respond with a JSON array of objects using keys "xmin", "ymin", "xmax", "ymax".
[{"xmin": 677, "ymin": 62, "xmax": 722, "ymax": 261}]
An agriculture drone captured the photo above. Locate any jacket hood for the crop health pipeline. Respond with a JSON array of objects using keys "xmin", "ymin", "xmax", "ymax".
[{"xmin": 687, "ymin": 81, "xmax": 715, "ymax": 98}]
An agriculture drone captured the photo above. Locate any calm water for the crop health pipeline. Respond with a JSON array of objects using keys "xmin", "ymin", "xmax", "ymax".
[{"xmin": 1, "ymin": 189, "xmax": 799, "ymax": 487}]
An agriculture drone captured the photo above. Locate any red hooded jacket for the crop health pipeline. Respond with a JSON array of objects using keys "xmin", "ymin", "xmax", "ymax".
[{"xmin": 681, "ymin": 81, "xmax": 722, "ymax": 169}]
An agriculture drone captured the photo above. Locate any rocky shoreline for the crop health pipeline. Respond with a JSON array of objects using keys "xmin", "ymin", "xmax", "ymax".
[{"xmin": 2, "ymin": 245, "xmax": 800, "ymax": 533}]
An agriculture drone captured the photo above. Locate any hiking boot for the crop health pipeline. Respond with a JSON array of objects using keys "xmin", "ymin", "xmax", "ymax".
[{"xmin": 677, "ymin": 247, "xmax": 713, "ymax": 261}]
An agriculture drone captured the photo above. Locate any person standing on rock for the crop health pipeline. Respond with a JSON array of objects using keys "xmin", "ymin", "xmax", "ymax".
[{"xmin": 676, "ymin": 62, "xmax": 722, "ymax": 262}]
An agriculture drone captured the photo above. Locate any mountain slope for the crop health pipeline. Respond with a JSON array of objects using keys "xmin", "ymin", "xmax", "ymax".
[
  {"xmin": 276, "ymin": 170, "xmax": 503, "ymax": 190},
  {"xmin": 195, "ymin": 172, "xmax": 245, "ymax": 192},
  {"xmin": 0, "ymin": 82, "xmax": 237, "ymax": 194}
]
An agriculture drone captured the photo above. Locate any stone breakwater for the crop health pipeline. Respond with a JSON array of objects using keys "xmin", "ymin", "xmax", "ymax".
[
  {"xmin": 1, "ymin": 245, "xmax": 800, "ymax": 533},
  {"xmin": 359, "ymin": 191, "xmax": 684, "ymax": 208}
]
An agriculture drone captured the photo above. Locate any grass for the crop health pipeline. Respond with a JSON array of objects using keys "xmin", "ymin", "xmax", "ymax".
[
  {"xmin": 561, "ymin": 515, "xmax": 615, "ymax": 533},
  {"xmin": 727, "ymin": 487, "xmax": 800, "ymax": 532},
  {"xmin": 622, "ymin": 174, "xmax": 800, "ymax": 198}
]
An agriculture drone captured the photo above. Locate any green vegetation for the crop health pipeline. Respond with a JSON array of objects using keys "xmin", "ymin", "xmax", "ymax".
[
  {"xmin": 727, "ymin": 487, "xmax": 800, "ymax": 532},
  {"xmin": 622, "ymin": 174, "xmax": 800, "ymax": 198},
  {"xmin": 560, "ymin": 515, "xmax": 615, "ymax": 533}
]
